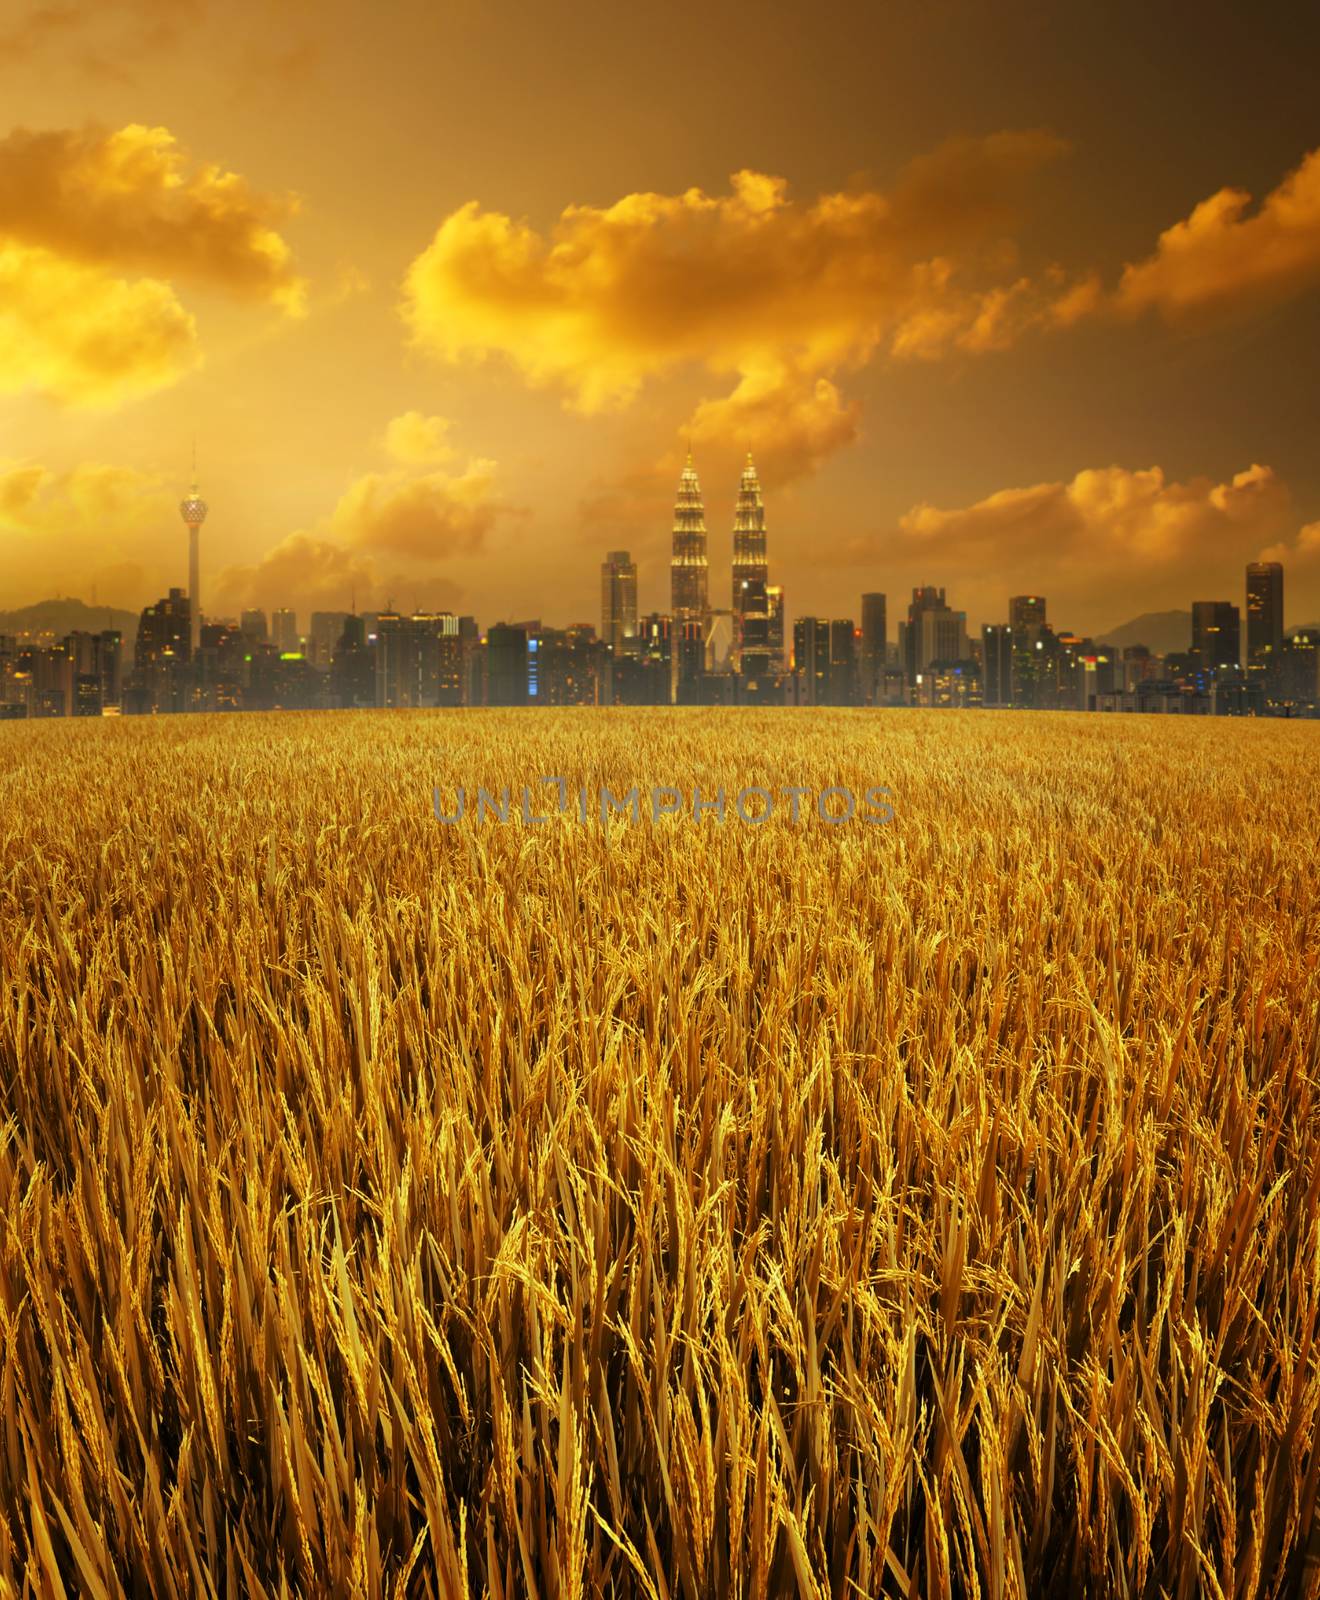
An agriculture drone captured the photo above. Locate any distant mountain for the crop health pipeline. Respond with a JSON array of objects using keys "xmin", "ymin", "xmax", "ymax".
[
  {"xmin": 0, "ymin": 597, "xmax": 138, "ymax": 641},
  {"xmin": 1096, "ymin": 609, "xmax": 1190, "ymax": 656}
]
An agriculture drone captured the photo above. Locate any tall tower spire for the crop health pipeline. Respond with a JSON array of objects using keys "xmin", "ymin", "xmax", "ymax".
[
  {"xmin": 731, "ymin": 452, "xmax": 768, "ymax": 668},
  {"xmin": 180, "ymin": 467, "xmax": 208, "ymax": 658},
  {"xmin": 670, "ymin": 451, "xmax": 709, "ymax": 625}
]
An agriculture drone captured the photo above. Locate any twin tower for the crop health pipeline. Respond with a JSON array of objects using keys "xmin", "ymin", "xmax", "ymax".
[{"xmin": 671, "ymin": 451, "xmax": 783, "ymax": 674}]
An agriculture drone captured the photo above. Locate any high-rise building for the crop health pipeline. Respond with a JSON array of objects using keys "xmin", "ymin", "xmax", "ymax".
[
  {"xmin": 902, "ymin": 587, "xmax": 966, "ymax": 681},
  {"xmin": 830, "ymin": 619, "xmax": 857, "ymax": 704},
  {"xmin": 1009, "ymin": 595, "xmax": 1051, "ymax": 708},
  {"xmin": 241, "ymin": 609, "xmax": 269, "ymax": 643},
  {"xmin": 736, "ymin": 578, "xmax": 773, "ymax": 682},
  {"xmin": 1245, "ymin": 562, "xmax": 1284, "ymax": 672},
  {"xmin": 373, "ymin": 608, "xmax": 404, "ymax": 705},
  {"xmin": 128, "ymin": 588, "xmax": 192, "ymax": 713},
  {"xmin": 528, "ymin": 626, "xmax": 603, "ymax": 706},
  {"xmin": 675, "ymin": 618, "xmax": 706, "ymax": 701},
  {"xmin": 861, "ymin": 593, "xmax": 886, "ymax": 703},
  {"xmin": 309, "ymin": 611, "xmax": 351, "ymax": 670},
  {"xmin": 330, "ymin": 615, "xmax": 374, "ymax": 708},
  {"xmin": 375, "ymin": 611, "xmax": 461, "ymax": 707},
  {"xmin": 982, "ymin": 624, "xmax": 1012, "ymax": 706},
  {"xmin": 600, "ymin": 550, "xmax": 638, "ymax": 655},
  {"xmin": 792, "ymin": 617, "xmax": 857, "ymax": 705},
  {"xmin": 903, "ymin": 587, "xmax": 946, "ymax": 683},
  {"xmin": 638, "ymin": 613, "xmax": 673, "ymax": 663},
  {"xmin": 1192, "ymin": 601, "xmax": 1241, "ymax": 670},
  {"xmin": 136, "ymin": 588, "xmax": 191, "ymax": 667},
  {"xmin": 179, "ymin": 481, "xmax": 208, "ymax": 656},
  {"xmin": 670, "ymin": 453, "xmax": 708, "ymax": 629},
  {"xmin": 486, "ymin": 624, "xmax": 529, "ymax": 706},
  {"xmin": 766, "ymin": 585, "xmax": 784, "ymax": 672},
  {"xmin": 1281, "ymin": 630, "xmax": 1319, "ymax": 708},
  {"xmin": 731, "ymin": 453, "xmax": 768, "ymax": 668},
  {"xmin": 272, "ymin": 608, "xmax": 298, "ymax": 654},
  {"xmin": 792, "ymin": 617, "xmax": 831, "ymax": 705},
  {"xmin": 920, "ymin": 606, "xmax": 968, "ymax": 671}
]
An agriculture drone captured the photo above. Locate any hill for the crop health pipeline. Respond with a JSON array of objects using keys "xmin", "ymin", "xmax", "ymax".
[
  {"xmin": 1095, "ymin": 609, "xmax": 1190, "ymax": 656},
  {"xmin": 0, "ymin": 597, "xmax": 138, "ymax": 642}
]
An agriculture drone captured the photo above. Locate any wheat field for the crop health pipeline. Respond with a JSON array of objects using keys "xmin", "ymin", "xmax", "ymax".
[{"xmin": 0, "ymin": 708, "xmax": 1317, "ymax": 1599}]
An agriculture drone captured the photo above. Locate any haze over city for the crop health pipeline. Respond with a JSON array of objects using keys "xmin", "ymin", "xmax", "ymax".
[{"xmin": 2, "ymin": 0, "xmax": 1320, "ymax": 636}]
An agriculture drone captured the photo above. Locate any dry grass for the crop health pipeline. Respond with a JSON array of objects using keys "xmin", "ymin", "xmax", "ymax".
[{"xmin": 0, "ymin": 707, "xmax": 1317, "ymax": 1599}]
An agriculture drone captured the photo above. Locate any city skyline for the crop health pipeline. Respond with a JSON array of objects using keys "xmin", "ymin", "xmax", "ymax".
[
  {"xmin": 4, "ymin": 520, "xmax": 1311, "ymax": 719},
  {"xmin": 1, "ymin": 1, "xmax": 1319, "ymax": 635}
]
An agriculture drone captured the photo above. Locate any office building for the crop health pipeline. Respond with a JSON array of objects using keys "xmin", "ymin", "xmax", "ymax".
[
  {"xmin": 861, "ymin": 593, "xmax": 886, "ymax": 703},
  {"xmin": 1192, "ymin": 601, "xmax": 1241, "ymax": 670},
  {"xmin": 271, "ymin": 608, "xmax": 299, "ymax": 654},
  {"xmin": 982, "ymin": 623, "xmax": 1012, "ymax": 706},
  {"xmin": 1246, "ymin": 561, "xmax": 1284, "ymax": 681},
  {"xmin": 486, "ymin": 624, "xmax": 529, "ymax": 706},
  {"xmin": 600, "ymin": 550, "xmax": 638, "ymax": 657}
]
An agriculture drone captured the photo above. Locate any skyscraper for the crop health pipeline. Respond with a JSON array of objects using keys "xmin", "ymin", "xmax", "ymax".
[
  {"xmin": 272, "ymin": 608, "xmax": 299, "ymax": 654},
  {"xmin": 486, "ymin": 624, "xmax": 530, "ymax": 705},
  {"xmin": 792, "ymin": 617, "xmax": 856, "ymax": 705},
  {"xmin": 903, "ymin": 586, "xmax": 947, "ymax": 683},
  {"xmin": 330, "ymin": 615, "xmax": 374, "ymax": 708},
  {"xmin": 179, "ymin": 480, "xmax": 208, "ymax": 656},
  {"xmin": 983, "ymin": 624, "xmax": 1012, "ymax": 706},
  {"xmin": 829, "ymin": 619, "xmax": 858, "ymax": 705},
  {"xmin": 1009, "ymin": 595, "xmax": 1050, "ymax": 708},
  {"xmin": 919, "ymin": 607, "xmax": 968, "ymax": 671},
  {"xmin": 861, "ymin": 593, "xmax": 886, "ymax": 703},
  {"xmin": 766, "ymin": 584, "xmax": 784, "ymax": 672},
  {"xmin": 670, "ymin": 453, "xmax": 708, "ymax": 628},
  {"xmin": 792, "ymin": 617, "xmax": 831, "ymax": 705},
  {"xmin": 309, "ymin": 611, "xmax": 351, "ymax": 670},
  {"xmin": 731, "ymin": 453, "xmax": 769, "ymax": 668},
  {"xmin": 600, "ymin": 550, "xmax": 638, "ymax": 655},
  {"xmin": 1192, "ymin": 601, "xmax": 1241, "ymax": 669},
  {"xmin": 1245, "ymin": 562, "xmax": 1284, "ymax": 668}
]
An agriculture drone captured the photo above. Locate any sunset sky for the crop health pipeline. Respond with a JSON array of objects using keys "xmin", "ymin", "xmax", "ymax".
[{"xmin": 2, "ymin": 0, "xmax": 1319, "ymax": 635}]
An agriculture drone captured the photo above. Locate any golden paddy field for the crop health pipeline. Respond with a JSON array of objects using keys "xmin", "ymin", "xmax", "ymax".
[{"xmin": 0, "ymin": 708, "xmax": 1317, "ymax": 1598}]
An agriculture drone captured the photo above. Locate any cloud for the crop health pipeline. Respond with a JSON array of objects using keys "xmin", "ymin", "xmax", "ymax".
[
  {"xmin": 1112, "ymin": 148, "xmax": 1320, "ymax": 323},
  {"xmin": 688, "ymin": 367, "xmax": 861, "ymax": 488},
  {"xmin": 831, "ymin": 462, "xmax": 1293, "ymax": 633},
  {"xmin": 0, "ymin": 123, "xmax": 305, "ymax": 310},
  {"xmin": 210, "ymin": 531, "xmax": 471, "ymax": 617},
  {"xmin": 577, "ymin": 461, "xmax": 673, "ymax": 551},
  {"xmin": 0, "ymin": 121, "xmax": 305, "ymax": 405},
  {"xmin": 402, "ymin": 137, "xmax": 1074, "ymax": 483},
  {"xmin": 0, "ymin": 458, "xmax": 175, "ymax": 603},
  {"xmin": 0, "ymin": 458, "xmax": 171, "ymax": 533},
  {"xmin": 332, "ymin": 460, "xmax": 518, "ymax": 560},
  {"xmin": 893, "ymin": 461, "xmax": 1288, "ymax": 571},
  {"xmin": 210, "ymin": 531, "xmax": 377, "ymax": 615},
  {"xmin": 402, "ymin": 137, "xmax": 1068, "ymax": 412},
  {"xmin": 0, "ymin": 241, "xmax": 199, "ymax": 404},
  {"xmin": 382, "ymin": 411, "xmax": 456, "ymax": 465},
  {"xmin": 212, "ymin": 426, "xmax": 519, "ymax": 614},
  {"xmin": 1260, "ymin": 521, "xmax": 1320, "ymax": 571},
  {"xmin": 1042, "ymin": 146, "xmax": 1320, "ymax": 337}
]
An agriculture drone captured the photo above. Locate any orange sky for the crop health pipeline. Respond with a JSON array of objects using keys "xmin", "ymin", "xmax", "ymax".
[{"xmin": 2, "ymin": 0, "xmax": 1320, "ymax": 635}]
